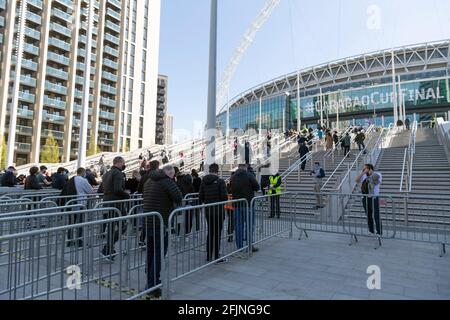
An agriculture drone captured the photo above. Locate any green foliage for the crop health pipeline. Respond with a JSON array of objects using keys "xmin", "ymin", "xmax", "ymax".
[{"xmin": 40, "ymin": 133, "xmax": 60, "ymax": 163}]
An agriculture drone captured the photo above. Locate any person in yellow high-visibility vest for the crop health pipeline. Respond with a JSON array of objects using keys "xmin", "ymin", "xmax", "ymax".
[{"xmin": 268, "ymin": 172, "xmax": 282, "ymax": 219}]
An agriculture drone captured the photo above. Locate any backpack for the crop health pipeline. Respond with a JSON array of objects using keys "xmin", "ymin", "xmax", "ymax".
[{"xmin": 361, "ymin": 178, "xmax": 370, "ymax": 195}]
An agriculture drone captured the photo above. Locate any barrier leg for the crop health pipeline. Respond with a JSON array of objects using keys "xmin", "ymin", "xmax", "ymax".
[
  {"xmin": 374, "ymin": 237, "xmax": 382, "ymax": 250},
  {"xmin": 298, "ymin": 229, "xmax": 308, "ymax": 240},
  {"xmin": 439, "ymin": 243, "xmax": 446, "ymax": 258},
  {"xmin": 349, "ymin": 234, "xmax": 358, "ymax": 246}
]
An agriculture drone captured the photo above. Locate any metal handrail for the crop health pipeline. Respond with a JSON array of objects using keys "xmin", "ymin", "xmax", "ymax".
[
  {"xmin": 321, "ymin": 128, "xmax": 381, "ymax": 190},
  {"xmin": 335, "ymin": 125, "xmax": 390, "ymax": 192},
  {"xmin": 321, "ymin": 125, "xmax": 377, "ymax": 191},
  {"xmin": 400, "ymin": 121, "xmax": 418, "ymax": 193}
]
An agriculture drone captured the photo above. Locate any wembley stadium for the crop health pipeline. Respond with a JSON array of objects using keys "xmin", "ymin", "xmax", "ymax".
[{"xmin": 217, "ymin": 40, "xmax": 450, "ymax": 133}]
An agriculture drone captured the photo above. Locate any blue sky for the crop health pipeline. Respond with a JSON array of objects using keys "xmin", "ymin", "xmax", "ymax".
[{"xmin": 159, "ymin": 0, "xmax": 450, "ymax": 137}]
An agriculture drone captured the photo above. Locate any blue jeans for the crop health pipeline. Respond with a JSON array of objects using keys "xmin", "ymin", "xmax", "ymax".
[{"xmin": 234, "ymin": 206, "xmax": 255, "ymax": 249}]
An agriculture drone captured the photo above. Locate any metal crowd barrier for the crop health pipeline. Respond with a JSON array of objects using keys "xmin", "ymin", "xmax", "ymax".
[
  {"xmin": 291, "ymin": 191, "xmax": 396, "ymax": 248},
  {"xmin": 250, "ymin": 193, "xmax": 295, "ymax": 247},
  {"xmin": 165, "ymin": 199, "xmax": 249, "ymax": 299},
  {"xmin": 1, "ymin": 201, "xmax": 58, "ymax": 216},
  {"xmin": 0, "ymin": 210, "xmax": 164, "ymax": 300},
  {"xmin": 0, "ymin": 205, "xmax": 88, "ymax": 236},
  {"xmin": 41, "ymin": 194, "xmax": 105, "ymax": 208}
]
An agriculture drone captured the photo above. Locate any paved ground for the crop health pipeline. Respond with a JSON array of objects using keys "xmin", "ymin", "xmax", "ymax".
[{"xmin": 170, "ymin": 232, "xmax": 450, "ymax": 300}]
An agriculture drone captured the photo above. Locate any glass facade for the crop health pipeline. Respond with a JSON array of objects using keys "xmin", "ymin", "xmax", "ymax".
[{"xmin": 218, "ymin": 75, "xmax": 450, "ymax": 133}]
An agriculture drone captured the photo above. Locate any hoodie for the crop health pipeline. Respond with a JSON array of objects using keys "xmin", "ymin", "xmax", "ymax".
[
  {"xmin": 176, "ymin": 174, "xmax": 194, "ymax": 197},
  {"xmin": 143, "ymin": 170, "xmax": 183, "ymax": 225},
  {"xmin": 199, "ymin": 174, "xmax": 227, "ymax": 204}
]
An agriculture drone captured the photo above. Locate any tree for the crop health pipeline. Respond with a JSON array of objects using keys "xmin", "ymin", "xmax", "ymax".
[
  {"xmin": 87, "ymin": 136, "xmax": 100, "ymax": 157},
  {"xmin": 40, "ymin": 133, "xmax": 60, "ymax": 163},
  {"xmin": 0, "ymin": 135, "xmax": 7, "ymax": 169}
]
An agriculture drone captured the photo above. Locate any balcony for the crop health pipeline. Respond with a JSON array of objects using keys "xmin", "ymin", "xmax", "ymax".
[
  {"xmin": 106, "ymin": 8, "xmax": 121, "ymax": 21},
  {"xmin": 21, "ymin": 75, "xmax": 37, "ymax": 87},
  {"xmin": 101, "ymin": 84, "xmax": 117, "ymax": 95},
  {"xmin": 102, "ymin": 71, "xmax": 118, "ymax": 82},
  {"xmin": 25, "ymin": 11, "xmax": 42, "ymax": 25},
  {"xmin": 105, "ymin": 20, "xmax": 120, "ymax": 33},
  {"xmin": 74, "ymin": 90, "xmax": 94, "ymax": 102},
  {"xmin": 99, "ymin": 137, "xmax": 114, "ymax": 146},
  {"xmin": 19, "ymin": 91, "xmax": 36, "ymax": 103},
  {"xmin": 50, "ymin": 22, "xmax": 72, "ymax": 38},
  {"xmin": 42, "ymin": 129, "xmax": 65, "ymax": 140},
  {"xmin": 0, "ymin": 34, "xmax": 3, "ymax": 45},
  {"xmin": 51, "ymin": 8, "xmax": 72, "ymax": 21},
  {"xmin": 42, "ymin": 111, "xmax": 65, "ymax": 124},
  {"xmin": 12, "ymin": 57, "xmax": 38, "ymax": 71},
  {"xmin": 108, "ymin": 0, "xmax": 121, "ymax": 10},
  {"xmin": 104, "ymin": 33, "xmax": 119, "ymax": 45},
  {"xmin": 0, "ymin": 16, "xmax": 3, "ymax": 28},
  {"xmin": 99, "ymin": 110, "xmax": 116, "ymax": 121},
  {"xmin": 78, "ymin": 35, "xmax": 97, "ymax": 47},
  {"xmin": 47, "ymin": 52, "xmax": 70, "ymax": 65},
  {"xmin": 54, "ymin": 0, "xmax": 73, "ymax": 8},
  {"xmin": 0, "ymin": 0, "xmax": 5, "ymax": 10},
  {"xmin": 28, "ymin": 0, "xmax": 43, "ymax": 10},
  {"xmin": 49, "ymin": 37, "xmax": 70, "ymax": 51},
  {"xmin": 44, "ymin": 96, "xmax": 66, "ymax": 109},
  {"xmin": 103, "ymin": 58, "xmax": 118, "ymax": 70},
  {"xmin": 17, "ymin": 108, "xmax": 34, "ymax": 118},
  {"xmin": 98, "ymin": 124, "xmax": 115, "ymax": 133},
  {"xmin": 15, "ymin": 143, "xmax": 31, "ymax": 153},
  {"xmin": 76, "ymin": 62, "xmax": 96, "ymax": 75},
  {"xmin": 75, "ymin": 76, "xmax": 94, "ymax": 88},
  {"xmin": 80, "ymin": 22, "xmax": 98, "ymax": 35},
  {"xmin": 46, "ymin": 66, "xmax": 69, "ymax": 80},
  {"xmin": 80, "ymin": 8, "xmax": 99, "ymax": 22},
  {"xmin": 23, "ymin": 26, "xmax": 41, "ymax": 40},
  {"xmin": 104, "ymin": 45, "xmax": 119, "ymax": 57},
  {"xmin": 45, "ymin": 81, "xmax": 68, "ymax": 95},
  {"xmin": 16, "ymin": 125, "xmax": 33, "ymax": 136},
  {"xmin": 23, "ymin": 43, "xmax": 39, "ymax": 56},
  {"xmin": 100, "ymin": 96, "xmax": 117, "ymax": 108}
]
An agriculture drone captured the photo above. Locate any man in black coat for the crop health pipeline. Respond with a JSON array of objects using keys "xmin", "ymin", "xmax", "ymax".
[
  {"xmin": 100, "ymin": 157, "xmax": 130, "ymax": 261},
  {"xmin": 1, "ymin": 166, "xmax": 18, "ymax": 187},
  {"xmin": 199, "ymin": 163, "xmax": 228, "ymax": 264},
  {"xmin": 299, "ymin": 142, "xmax": 310, "ymax": 171},
  {"xmin": 143, "ymin": 165, "xmax": 183, "ymax": 298},
  {"xmin": 230, "ymin": 164, "xmax": 260, "ymax": 254},
  {"xmin": 137, "ymin": 160, "xmax": 160, "ymax": 194}
]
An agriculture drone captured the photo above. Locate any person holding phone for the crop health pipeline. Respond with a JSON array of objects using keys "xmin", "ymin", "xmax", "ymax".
[{"xmin": 356, "ymin": 164, "xmax": 383, "ymax": 236}]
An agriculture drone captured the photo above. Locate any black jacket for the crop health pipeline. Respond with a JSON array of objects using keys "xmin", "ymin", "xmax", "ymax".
[
  {"xmin": 143, "ymin": 170, "xmax": 183, "ymax": 225},
  {"xmin": 138, "ymin": 170, "xmax": 151, "ymax": 194},
  {"xmin": 176, "ymin": 174, "xmax": 194, "ymax": 197},
  {"xmin": 192, "ymin": 176, "xmax": 202, "ymax": 193},
  {"xmin": 99, "ymin": 166, "xmax": 129, "ymax": 202},
  {"xmin": 230, "ymin": 169, "xmax": 260, "ymax": 203},
  {"xmin": 1, "ymin": 171, "xmax": 17, "ymax": 187},
  {"xmin": 199, "ymin": 175, "xmax": 227, "ymax": 204},
  {"xmin": 51, "ymin": 173, "xmax": 67, "ymax": 190},
  {"xmin": 299, "ymin": 144, "xmax": 310, "ymax": 159},
  {"xmin": 85, "ymin": 172, "xmax": 99, "ymax": 187},
  {"xmin": 24, "ymin": 175, "xmax": 42, "ymax": 190}
]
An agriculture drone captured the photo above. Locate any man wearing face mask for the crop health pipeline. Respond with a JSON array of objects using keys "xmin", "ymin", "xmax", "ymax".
[{"xmin": 356, "ymin": 164, "xmax": 383, "ymax": 236}]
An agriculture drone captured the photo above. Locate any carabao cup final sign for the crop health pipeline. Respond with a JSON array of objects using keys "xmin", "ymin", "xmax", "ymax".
[{"xmin": 303, "ymin": 85, "xmax": 447, "ymax": 115}]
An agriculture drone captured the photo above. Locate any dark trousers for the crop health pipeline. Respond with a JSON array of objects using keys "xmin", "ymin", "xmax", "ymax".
[
  {"xmin": 185, "ymin": 208, "xmax": 201, "ymax": 234},
  {"xmin": 270, "ymin": 195, "xmax": 281, "ymax": 218},
  {"xmin": 226, "ymin": 209, "xmax": 234, "ymax": 237},
  {"xmin": 344, "ymin": 146, "xmax": 350, "ymax": 156},
  {"xmin": 362, "ymin": 197, "xmax": 382, "ymax": 235},
  {"xmin": 358, "ymin": 143, "xmax": 366, "ymax": 153},
  {"xmin": 103, "ymin": 205, "xmax": 127, "ymax": 254},
  {"xmin": 146, "ymin": 222, "xmax": 168, "ymax": 289},
  {"xmin": 205, "ymin": 208, "xmax": 225, "ymax": 261},
  {"xmin": 301, "ymin": 158, "xmax": 307, "ymax": 171},
  {"xmin": 67, "ymin": 212, "xmax": 84, "ymax": 241}
]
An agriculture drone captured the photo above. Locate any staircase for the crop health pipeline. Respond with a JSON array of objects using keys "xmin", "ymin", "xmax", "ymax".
[{"xmin": 345, "ymin": 128, "xmax": 450, "ymax": 227}]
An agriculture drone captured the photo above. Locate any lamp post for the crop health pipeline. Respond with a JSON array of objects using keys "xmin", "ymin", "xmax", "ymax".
[
  {"xmin": 78, "ymin": 0, "xmax": 94, "ymax": 169},
  {"xmin": 6, "ymin": 0, "xmax": 28, "ymax": 167},
  {"xmin": 206, "ymin": 0, "xmax": 218, "ymax": 166}
]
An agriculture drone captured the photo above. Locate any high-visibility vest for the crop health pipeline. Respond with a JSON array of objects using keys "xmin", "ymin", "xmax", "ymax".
[
  {"xmin": 224, "ymin": 195, "xmax": 234, "ymax": 211},
  {"xmin": 268, "ymin": 176, "xmax": 282, "ymax": 195}
]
